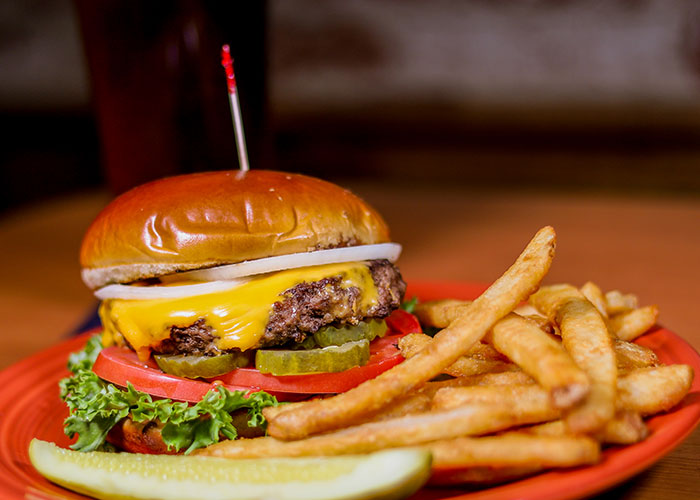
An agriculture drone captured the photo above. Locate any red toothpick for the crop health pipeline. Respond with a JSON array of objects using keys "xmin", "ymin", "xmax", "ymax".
[{"xmin": 221, "ymin": 44, "xmax": 249, "ymax": 172}]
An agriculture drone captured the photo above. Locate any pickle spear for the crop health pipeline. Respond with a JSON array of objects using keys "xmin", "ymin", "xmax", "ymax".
[{"xmin": 29, "ymin": 439, "xmax": 432, "ymax": 500}]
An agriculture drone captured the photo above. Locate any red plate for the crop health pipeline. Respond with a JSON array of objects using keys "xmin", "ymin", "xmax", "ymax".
[{"xmin": 0, "ymin": 281, "xmax": 698, "ymax": 500}]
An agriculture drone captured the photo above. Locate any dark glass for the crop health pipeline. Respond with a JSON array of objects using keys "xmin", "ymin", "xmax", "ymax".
[{"xmin": 74, "ymin": 0, "xmax": 268, "ymax": 194}]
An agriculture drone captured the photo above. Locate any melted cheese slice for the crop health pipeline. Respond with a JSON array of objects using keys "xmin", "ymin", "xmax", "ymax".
[{"xmin": 99, "ymin": 262, "xmax": 379, "ymax": 360}]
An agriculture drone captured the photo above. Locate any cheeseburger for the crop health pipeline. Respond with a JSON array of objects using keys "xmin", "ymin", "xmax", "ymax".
[{"xmin": 61, "ymin": 170, "xmax": 417, "ymax": 454}]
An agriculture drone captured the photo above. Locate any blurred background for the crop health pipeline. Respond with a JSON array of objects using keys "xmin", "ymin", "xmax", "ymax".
[{"xmin": 1, "ymin": 0, "xmax": 700, "ymax": 366}]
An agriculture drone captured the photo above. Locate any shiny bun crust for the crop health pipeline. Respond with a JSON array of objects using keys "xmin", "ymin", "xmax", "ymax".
[{"xmin": 80, "ymin": 170, "xmax": 390, "ymax": 289}]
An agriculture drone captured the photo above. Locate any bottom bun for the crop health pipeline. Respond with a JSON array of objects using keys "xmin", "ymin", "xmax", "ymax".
[{"xmin": 106, "ymin": 409, "xmax": 267, "ymax": 455}]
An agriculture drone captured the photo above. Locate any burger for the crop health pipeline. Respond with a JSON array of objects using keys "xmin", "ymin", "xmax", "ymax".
[{"xmin": 60, "ymin": 170, "xmax": 420, "ymax": 455}]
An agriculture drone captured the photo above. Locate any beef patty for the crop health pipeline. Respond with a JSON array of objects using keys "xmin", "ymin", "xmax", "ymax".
[{"xmin": 155, "ymin": 260, "xmax": 405, "ymax": 356}]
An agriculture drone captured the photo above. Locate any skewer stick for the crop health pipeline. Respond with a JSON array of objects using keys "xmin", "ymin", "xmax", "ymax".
[{"xmin": 221, "ymin": 45, "xmax": 250, "ymax": 172}]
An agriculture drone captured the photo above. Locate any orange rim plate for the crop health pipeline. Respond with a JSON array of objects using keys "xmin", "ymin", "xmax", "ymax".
[{"xmin": 0, "ymin": 281, "xmax": 698, "ymax": 500}]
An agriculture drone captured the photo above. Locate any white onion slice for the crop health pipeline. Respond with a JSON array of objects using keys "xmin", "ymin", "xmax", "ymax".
[
  {"xmin": 94, "ymin": 243, "xmax": 402, "ymax": 301},
  {"xmin": 160, "ymin": 243, "xmax": 402, "ymax": 283},
  {"xmin": 95, "ymin": 279, "xmax": 250, "ymax": 300}
]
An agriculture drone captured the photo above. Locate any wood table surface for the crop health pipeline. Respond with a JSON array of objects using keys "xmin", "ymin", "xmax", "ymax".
[{"xmin": 0, "ymin": 183, "xmax": 698, "ymax": 499}]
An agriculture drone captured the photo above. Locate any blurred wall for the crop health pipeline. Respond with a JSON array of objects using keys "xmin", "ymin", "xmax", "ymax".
[
  {"xmin": 269, "ymin": 0, "xmax": 700, "ymax": 193},
  {"xmin": 0, "ymin": 0, "xmax": 98, "ymax": 212},
  {"xmin": 2, "ymin": 0, "xmax": 700, "ymax": 213}
]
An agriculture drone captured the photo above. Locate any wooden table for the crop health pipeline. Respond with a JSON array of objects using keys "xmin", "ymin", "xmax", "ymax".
[{"xmin": 0, "ymin": 183, "xmax": 698, "ymax": 499}]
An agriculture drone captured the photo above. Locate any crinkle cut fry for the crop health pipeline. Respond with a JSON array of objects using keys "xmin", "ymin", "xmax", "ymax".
[{"xmin": 265, "ymin": 226, "xmax": 556, "ymax": 440}]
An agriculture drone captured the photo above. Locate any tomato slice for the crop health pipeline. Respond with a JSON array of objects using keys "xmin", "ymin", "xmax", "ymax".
[
  {"xmin": 92, "ymin": 348, "xmax": 254, "ymax": 402},
  {"xmin": 212, "ymin": 334, "xmax": 404, "ymax": 394},
  {"xmin": 92, "ymin": 310, "xmax": 421, "ymax": 403},
  {"xmin": 385, "ymin": 309, "xmax": 422, "ymax": 335}
]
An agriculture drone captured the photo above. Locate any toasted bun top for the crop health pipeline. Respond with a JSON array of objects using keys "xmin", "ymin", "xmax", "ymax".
[{"xmin": 80, "ymin": 170, "xmax": 390, "ymax": 289}]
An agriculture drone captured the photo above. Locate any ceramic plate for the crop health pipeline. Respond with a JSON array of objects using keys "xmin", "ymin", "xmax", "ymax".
[{"xmin": 0, "ymin": 281, "xmax": 698, "ymax": 500}]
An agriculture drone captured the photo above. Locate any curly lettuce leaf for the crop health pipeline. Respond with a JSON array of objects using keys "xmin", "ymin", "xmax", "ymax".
[
  {"xmin": 400, "ymin": 297, "xmax": 418, "ymax": 314},
  {"xmin": 59, "ymin": 335, "xmax": 278, "ymax": 453},
  {"xmin": 66, "ymin": 334, "xmax": 103, "ymax": 373}
]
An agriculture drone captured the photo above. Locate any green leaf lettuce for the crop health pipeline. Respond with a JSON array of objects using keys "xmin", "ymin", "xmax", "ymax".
[{"xmin": 59, "ymin": 335, "xmax": 278, "ymax": 454}]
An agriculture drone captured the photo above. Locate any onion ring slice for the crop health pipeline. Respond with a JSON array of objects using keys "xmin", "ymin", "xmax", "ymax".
[
  {"xmin": 160, "ymin": 243, "xmax": 402, "ymax": 283},
  {"xmin": 94, "ymin": 279, "xmax": 251, "ymax": 300},
  {"xmin": 94, "ymin": 243, "xmax": 402, "ymax": 301}
]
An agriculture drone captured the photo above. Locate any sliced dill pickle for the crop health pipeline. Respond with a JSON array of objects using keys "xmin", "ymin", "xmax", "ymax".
[
  {"xmin": 368, "ymin": 319, "xmax": 388, "ymax": 339},
  {"xmin": 154, "ymin": 352, "xmax": 251, "ymax": 379},
  {"xmin": 293, "ymin": 335, "xmax": 318, "ymax": 350},
  {"xmin": 255, "ymin": 339, "xmax": 370, "ymax": 375},
  {"xmin": 313, "ymin": 320, "xmax": 388, "ymax": 347}
]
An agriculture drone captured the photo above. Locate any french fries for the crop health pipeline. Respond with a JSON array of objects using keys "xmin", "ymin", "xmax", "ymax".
[
  {"xmin": 428, "ymin": 434, "xmax": 600, "ymax": 469},
  {"xmin": 599, "ymin": 411, "xmax": 649, "ymax": 444},
  {"xmin": 617, "ymin": 365, "xmax": 694, "ymax": 415},
  {"xmin": 524, "ymin": 410, "xmax": 648, "ymax": 445},
  {"xmin": 580, "ymin": 281, "xmax": 608, "ymax": 318},
  {"xmin": 397, "ymin": 333, "xmax": 505, "ymax": 362},
  {"xmin": 414, "ymin": 299, "xmax": 471, "ymax": 329},
  {"xmin": 488, "ymin": 313, "xmax": 589, "ymax": 409},
  {"xmin": 199, "ymin": 403, "xmax": 555, "ymax": 459},
  {"xmin": 609, "ymin": 305, "xmax": 659, "ymax": 342},
  {"xmin": 530, "ymin": 284, "xmax": 617, "ymax": 434},
  {"xmin": 605, "ymin": 290, "xmax": 638, "ymax": 315},
  {"xmin": 431, "ymin": 385, "xmax": 558, "ymax": 416},
  {"xmin": 266, "ymin": 226, "xmax": 556, "ymax": 440},
  {"xmin": 398, "ymin": 333, "xmax": 515, "ymax": 378},
  {"xmin": 201, "ymin": 227, "xmax": 694, "ymax": 491},
  {"xmin": 614, "ymin": 339, "xmax": 659, "ymax": 373},
  {"xmin": 430, "ymin": 465, "xmax": 542, "ymax": 486},
  {"xmin": 431, "ymin": 367, "xmax": 692, "ymax": 419},
  {"xmin": 401, "ymin": 313, "xmax": 588, "ymax": 409}
]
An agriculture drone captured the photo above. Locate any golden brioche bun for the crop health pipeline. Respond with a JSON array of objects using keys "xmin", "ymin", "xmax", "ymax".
[{"xmin": 80, "ymin": 170, "xmax": 390, "ymax": 289}]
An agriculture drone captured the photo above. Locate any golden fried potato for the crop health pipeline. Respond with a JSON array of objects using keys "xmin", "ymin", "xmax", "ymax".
[
  {"xmin": 266, "ymin": 227, "xmax": 556, "ymax": 440},
  {"xmin": 429, "ymin": 465, "xmax": 542, "ymax": 486},
  {"xmin": 614, "ymin": 339, "xmax": 660, "ymax": 373},
  {"xmin": 414, "ymin": 299, "xmax": 471, "ymax": 329},
  {"xmin": 605, "ymin": 290, "xmax": 638, "ymax": 315},
  {"xmin": 430, "ymin": 385, "xmax": 561, "ymax": 430},
  {"xmin": 609, "ymin": 306, "xmax": 659, "ymax": 341},
  {"xmin": 524, "ymin": 410, "xmax": 647, "ymax": 445},
  {"xmin": 488, "ymin": 313, "xmax": 589, "ymax": 409},
  {"xmin": 398, "ymin": 334, "xmax": 512, "ymax": 378},
  {"xmin": 199, "ymin": 402, "xmax": 556, "ymax": 459},
  {"xmin": 580, "ymin": 282, "xmax": 608, "ymax": 318},
  {"xmin": 617, "ymin": 365, "xmax": 694, "ymax": 415},
  {"xmin": 428, "ymin": 434, "xmax": 599, "ymax": 469},
  {"xmin": 530, "ymin": 284, "xmax": 616, "ymax": 434}
]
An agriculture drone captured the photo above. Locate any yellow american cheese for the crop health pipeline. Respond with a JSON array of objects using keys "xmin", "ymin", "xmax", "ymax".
[{"xmin": 99, "ymin": 262, "xmax": 379, "ymax": 359}]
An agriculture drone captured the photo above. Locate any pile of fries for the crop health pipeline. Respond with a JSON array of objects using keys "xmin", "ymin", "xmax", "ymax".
[{"xmin": 195, "ymin": 226, "xmax": 694, "ymax": 486}]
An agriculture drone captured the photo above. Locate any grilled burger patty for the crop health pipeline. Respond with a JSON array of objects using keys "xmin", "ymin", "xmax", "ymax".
[{"xmin": 154, "ymin": 260, "xmax": 405, "ymax": 356}]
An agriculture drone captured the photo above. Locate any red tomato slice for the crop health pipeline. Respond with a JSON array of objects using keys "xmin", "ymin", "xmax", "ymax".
[
  {"xmin": 92, "ymin": 348, "xmax": 254, "ymax": 402},
  {"xmin": 211, "ymin": 334, "xmax": 405, "ymax": 395},
  {"xmin": 385, "ymin": 309, "xmax": 422, "ymax": 335},
  {"xmin": 92, "ymin": 310, "xmax": 421, "ymax": 403}
]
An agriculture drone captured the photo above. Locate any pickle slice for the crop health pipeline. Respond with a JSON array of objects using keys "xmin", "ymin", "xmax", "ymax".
[
  {"xmin": 154, "ymin": 352, "xmax": 251, "ymax": 379},
  {"xmin": 256, "ymin": 339, "xmax": 370, "ymax": 375},
  {"xmin": 293, "ymin": 335, "xmax": 318, "ymax": 350},
  {"xmin": 313, "ymin": 320, "xmax": 388, "ymax": 348}
]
